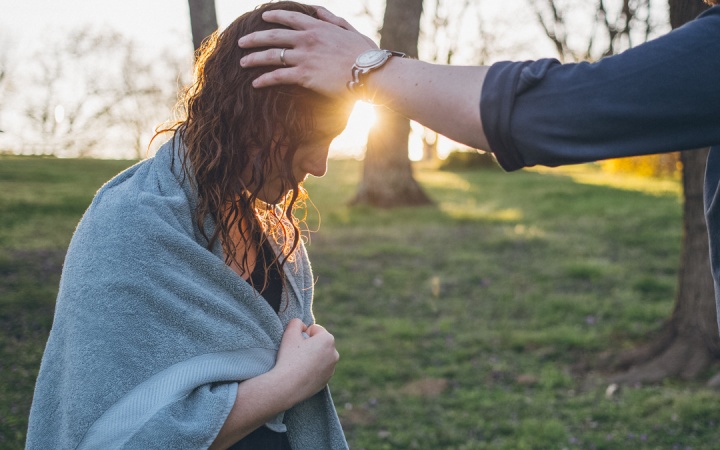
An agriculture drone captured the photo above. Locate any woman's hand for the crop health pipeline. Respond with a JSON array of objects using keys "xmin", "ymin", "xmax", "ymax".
[
  {"xmin": 210, "ymin": 319, "xmax": 339, "ymax": 449},
  {"xmin": 238, "ymin": 6, "xmax": 377, "ymax": 99},
  {"xmin": 272, "ymin": 318, "xmax": 339, "ymax": 404}
]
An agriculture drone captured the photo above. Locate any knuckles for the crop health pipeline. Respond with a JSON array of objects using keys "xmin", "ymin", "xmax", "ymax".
[
  {"xmin": 297, "ymin": 70, "xmax": 313, "ymax": 89},
  {"xmin": 304, "ymin": 29, "xmax": 321, "ymax": 47},
  {"xmin": 265, "ymin": 29, "xmax": 283, "ymax": 41}
]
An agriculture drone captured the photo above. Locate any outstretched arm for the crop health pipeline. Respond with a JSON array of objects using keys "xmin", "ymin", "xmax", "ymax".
[
  {"xmin": 240, "ymin": 6, "xmax": 720, "ymax": 169},
  {"xmin": 238, "ymin": 7, "xmax": 491, "ymax": 151}
]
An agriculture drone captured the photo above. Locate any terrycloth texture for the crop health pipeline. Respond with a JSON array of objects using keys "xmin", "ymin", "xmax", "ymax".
[{"xmin": 26, "ymin": 139, "xmax": 348, "ymax": 449}]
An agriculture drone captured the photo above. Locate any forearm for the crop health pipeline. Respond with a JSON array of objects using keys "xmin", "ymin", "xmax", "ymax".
[
  {"xmin": 367, "ymin": 58, "xmax": 491, "ymax": 151},
  {"xmin": 210, "ymin": 370, "xmax": 297, "ymax": 450}
]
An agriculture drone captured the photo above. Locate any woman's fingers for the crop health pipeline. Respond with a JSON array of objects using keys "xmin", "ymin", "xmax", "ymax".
[
  {"xmin": 274, "ymin": 320, "xmax": 338, "ymax": 403},
  {"xmin": 306, "ymin": 323, "xmax": 327, "ymax": 337},
  {"xmin": 284, "ymin": 318, "xmax": 308, "ymax": 335},
  {"xmin": 307, "ymin": 324, "xmax": 339, "ymax": 367},
  {"xmin": 307, "ymin": 324, "xmax": 338, "ymax": 361}
]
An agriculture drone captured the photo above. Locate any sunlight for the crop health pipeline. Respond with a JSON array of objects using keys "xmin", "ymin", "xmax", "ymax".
[
  {"xmin": 440, "ymin": 203, "xmax": 524, "ymax": 223},
  {"xmin": 329, "ymin": 101, "xmax": 467, "ymax": 161},
  {"xmin": 530, "ymin": 165, "xmax": 682, "ymax": 197},
  {"xmin": 329, "ymin": 101, "xmax": 376, "ymax": 160},
  {"xmin": 409, "ymin": 121, "xmax": 424, "ymax": 161}
]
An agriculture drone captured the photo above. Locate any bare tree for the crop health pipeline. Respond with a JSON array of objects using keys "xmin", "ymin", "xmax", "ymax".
[
  {"xmin": 113, "ymin": 42, "xmax": 189, "ymax": 158},
  {"xmin": 22, "ymin": 30, "xmax": 125, "ymax": 155},
  {"xmin": 18, "ymin": 29, "xmax": 184, "ymax": 158},
  {"xmin": 610, "ymin": 0, "xmax": 720, "ymax": 385},
  {"xmin": 418, "ymin": 0, "xmax": 504, "ymax": 160},
  {"xmin": 351, "ymin": 0, "xmax": 433, "ymax": 207},
  {"xmin": 0, "ymin": 37, "xmax": 11, "ymax": 134},
  {"xmin": 532, "ymin": 0, "xmax": 661, "ymax": 62},
  {"xmin": 422, "ymin": 0, "xmax": 474, "ymax": 65},
  {"xmin": 188, "ymin": 0, "xmax": 218, "ymax": 54},
  {"xmin": 418, "ymin": 0, "xmax": 474, "ymax": 161},
  {"xmin": 0, "ymin": 53, "xmax": 6, "ymax": 104}
]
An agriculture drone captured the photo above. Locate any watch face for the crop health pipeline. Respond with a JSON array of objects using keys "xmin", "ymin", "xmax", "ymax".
[{"xmin": 356, "ymin": 50, "xmax": 388, "ymax": 69}]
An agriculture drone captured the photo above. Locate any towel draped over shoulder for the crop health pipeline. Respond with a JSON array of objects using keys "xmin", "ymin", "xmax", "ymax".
[{"xmin": 26, "ymin": 139, "xmax": 348, "ymax": 449}]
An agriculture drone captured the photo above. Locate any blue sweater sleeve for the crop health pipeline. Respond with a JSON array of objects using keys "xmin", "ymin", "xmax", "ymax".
[{"xmin": 482, "ymin": 6, "xmax": 720, "ymax": 171}]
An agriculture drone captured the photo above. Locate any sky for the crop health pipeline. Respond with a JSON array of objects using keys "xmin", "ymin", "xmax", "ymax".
[
  {"xmin": 1, "ymin": 1, "xmax": 381, "ymax": 54},
  {"xmin": 0, "ymin": 0, "xmax": 568, "ymax": 159}
]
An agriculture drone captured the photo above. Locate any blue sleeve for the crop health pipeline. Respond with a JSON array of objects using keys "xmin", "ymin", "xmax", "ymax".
[{"xmin": 482, "ymin": 6, "xmax": 720, "ymax": 171}]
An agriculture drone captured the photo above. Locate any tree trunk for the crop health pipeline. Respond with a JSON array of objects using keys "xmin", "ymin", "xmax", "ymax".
[
  {"xmin": 351, "ymin": 0, "xmax": 432, "ymax": 208},
  {"xmin": 610, "ymin": 0, "xmax": 720, "ymax": 385},
  {"xmin": 612, "ymin": 148, "xmax": 720, "ymax": 383},
  {"xmin": 674, "ymin": 149, "xmax": 720, "ymax": 362},
  {"xmin": 188, "ymin": 0, "xmax": 218, "ymax": 54}
]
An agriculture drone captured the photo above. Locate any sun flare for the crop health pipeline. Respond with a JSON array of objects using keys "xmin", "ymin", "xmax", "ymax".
[
  {"xmin": 329, "ymin": 101, "xmax": 466, "ymax": 161},
  {"xmin": 329, "ymin": 101, "xmax": 377, "ymax": 159}
]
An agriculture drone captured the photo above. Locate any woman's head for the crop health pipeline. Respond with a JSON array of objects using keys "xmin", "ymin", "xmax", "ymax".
[{"xmin": 168, "ymin": 1, "xmax": 351, "ymax": 273}]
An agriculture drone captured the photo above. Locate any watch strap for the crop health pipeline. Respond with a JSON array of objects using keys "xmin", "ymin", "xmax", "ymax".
[{"xmin": 347, "ymin": 50, "xmax": 406, "ymax": 101}]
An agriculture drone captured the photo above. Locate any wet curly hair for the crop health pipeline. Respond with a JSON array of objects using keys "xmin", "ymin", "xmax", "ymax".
[{"xmin": 158, "ymin": 2, "xmax": 335, "ymax": 281}]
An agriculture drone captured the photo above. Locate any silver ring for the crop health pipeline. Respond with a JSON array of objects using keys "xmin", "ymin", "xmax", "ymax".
[{"xmin": 279, "ymin": 48, "xmax": 288, "ymax": 67}]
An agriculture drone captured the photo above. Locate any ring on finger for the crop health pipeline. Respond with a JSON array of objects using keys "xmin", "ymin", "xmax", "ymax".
[{"xmin": 280, "ymin": 48, "xmax": 288, "ymax": 67}]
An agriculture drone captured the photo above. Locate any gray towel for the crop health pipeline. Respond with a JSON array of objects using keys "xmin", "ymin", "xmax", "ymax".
[{"xmin": 26, "ymin": 139, "xmax": 348, "ymax": 449}]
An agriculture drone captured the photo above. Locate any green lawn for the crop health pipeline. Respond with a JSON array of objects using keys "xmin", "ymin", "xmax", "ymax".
[{"xmin": 2, "ymin": 156, "xmax": 719, "ymax": 449}]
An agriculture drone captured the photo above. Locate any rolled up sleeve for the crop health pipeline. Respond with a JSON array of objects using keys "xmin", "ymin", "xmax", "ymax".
[{"xmin": 481, "ymin": 6, "xmax": 720, "ymax": 171}]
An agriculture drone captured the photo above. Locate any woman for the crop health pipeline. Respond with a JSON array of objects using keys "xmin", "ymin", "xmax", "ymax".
[{"xmin": 26, "ymin": 2, "xmax": 351, "ymax": 449}]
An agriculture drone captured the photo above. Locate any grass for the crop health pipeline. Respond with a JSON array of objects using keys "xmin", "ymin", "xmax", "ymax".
[{"xmin": 2, "ymin": 155, "xmax": 719, "ymax": 449}]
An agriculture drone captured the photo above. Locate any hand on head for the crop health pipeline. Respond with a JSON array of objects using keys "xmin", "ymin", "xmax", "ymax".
[{"xmin": 238, "ymin": 6, "xmax": 377, "ymax": 99}]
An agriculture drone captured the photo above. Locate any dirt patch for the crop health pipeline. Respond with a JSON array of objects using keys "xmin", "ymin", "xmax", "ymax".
[
  {"xmin": 340, "ymin": 407, "xmax": 376, "ymax": 427},
  {"xmin": 399, "ymin": 377, "xmax": 449, "ymax": 397}
]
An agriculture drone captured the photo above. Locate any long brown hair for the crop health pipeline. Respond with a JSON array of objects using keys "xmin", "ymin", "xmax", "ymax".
[{"xmin": 158, "ymin": 2, "xmax": 329, "ymax": 280}]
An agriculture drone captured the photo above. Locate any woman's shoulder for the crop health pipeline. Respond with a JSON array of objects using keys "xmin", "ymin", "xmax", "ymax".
[
  {"xmin": 73, "ymin": 140, "xmax": 199, "ymax": 246},
  {"xmin": 92, "ymin": 139, "xmax": 181, "ymax": 205}
]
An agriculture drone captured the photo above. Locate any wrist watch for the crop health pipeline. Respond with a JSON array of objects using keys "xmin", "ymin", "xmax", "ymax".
[{"xmin": 347, "ymin": 49, "xmax": 406, "ymax": 100}]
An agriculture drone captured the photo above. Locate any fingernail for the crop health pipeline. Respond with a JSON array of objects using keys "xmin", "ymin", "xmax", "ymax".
[
  {"xmin": 252, "ymin": 79, "xmax": 259, "ymax": 87},
  {"xmin": 239, "ymin": 57, "xmax": 246, "ymax": 67},
  {"xmin": 237, "ymin": 37, "xmax": 245, "ymax": 47}
]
